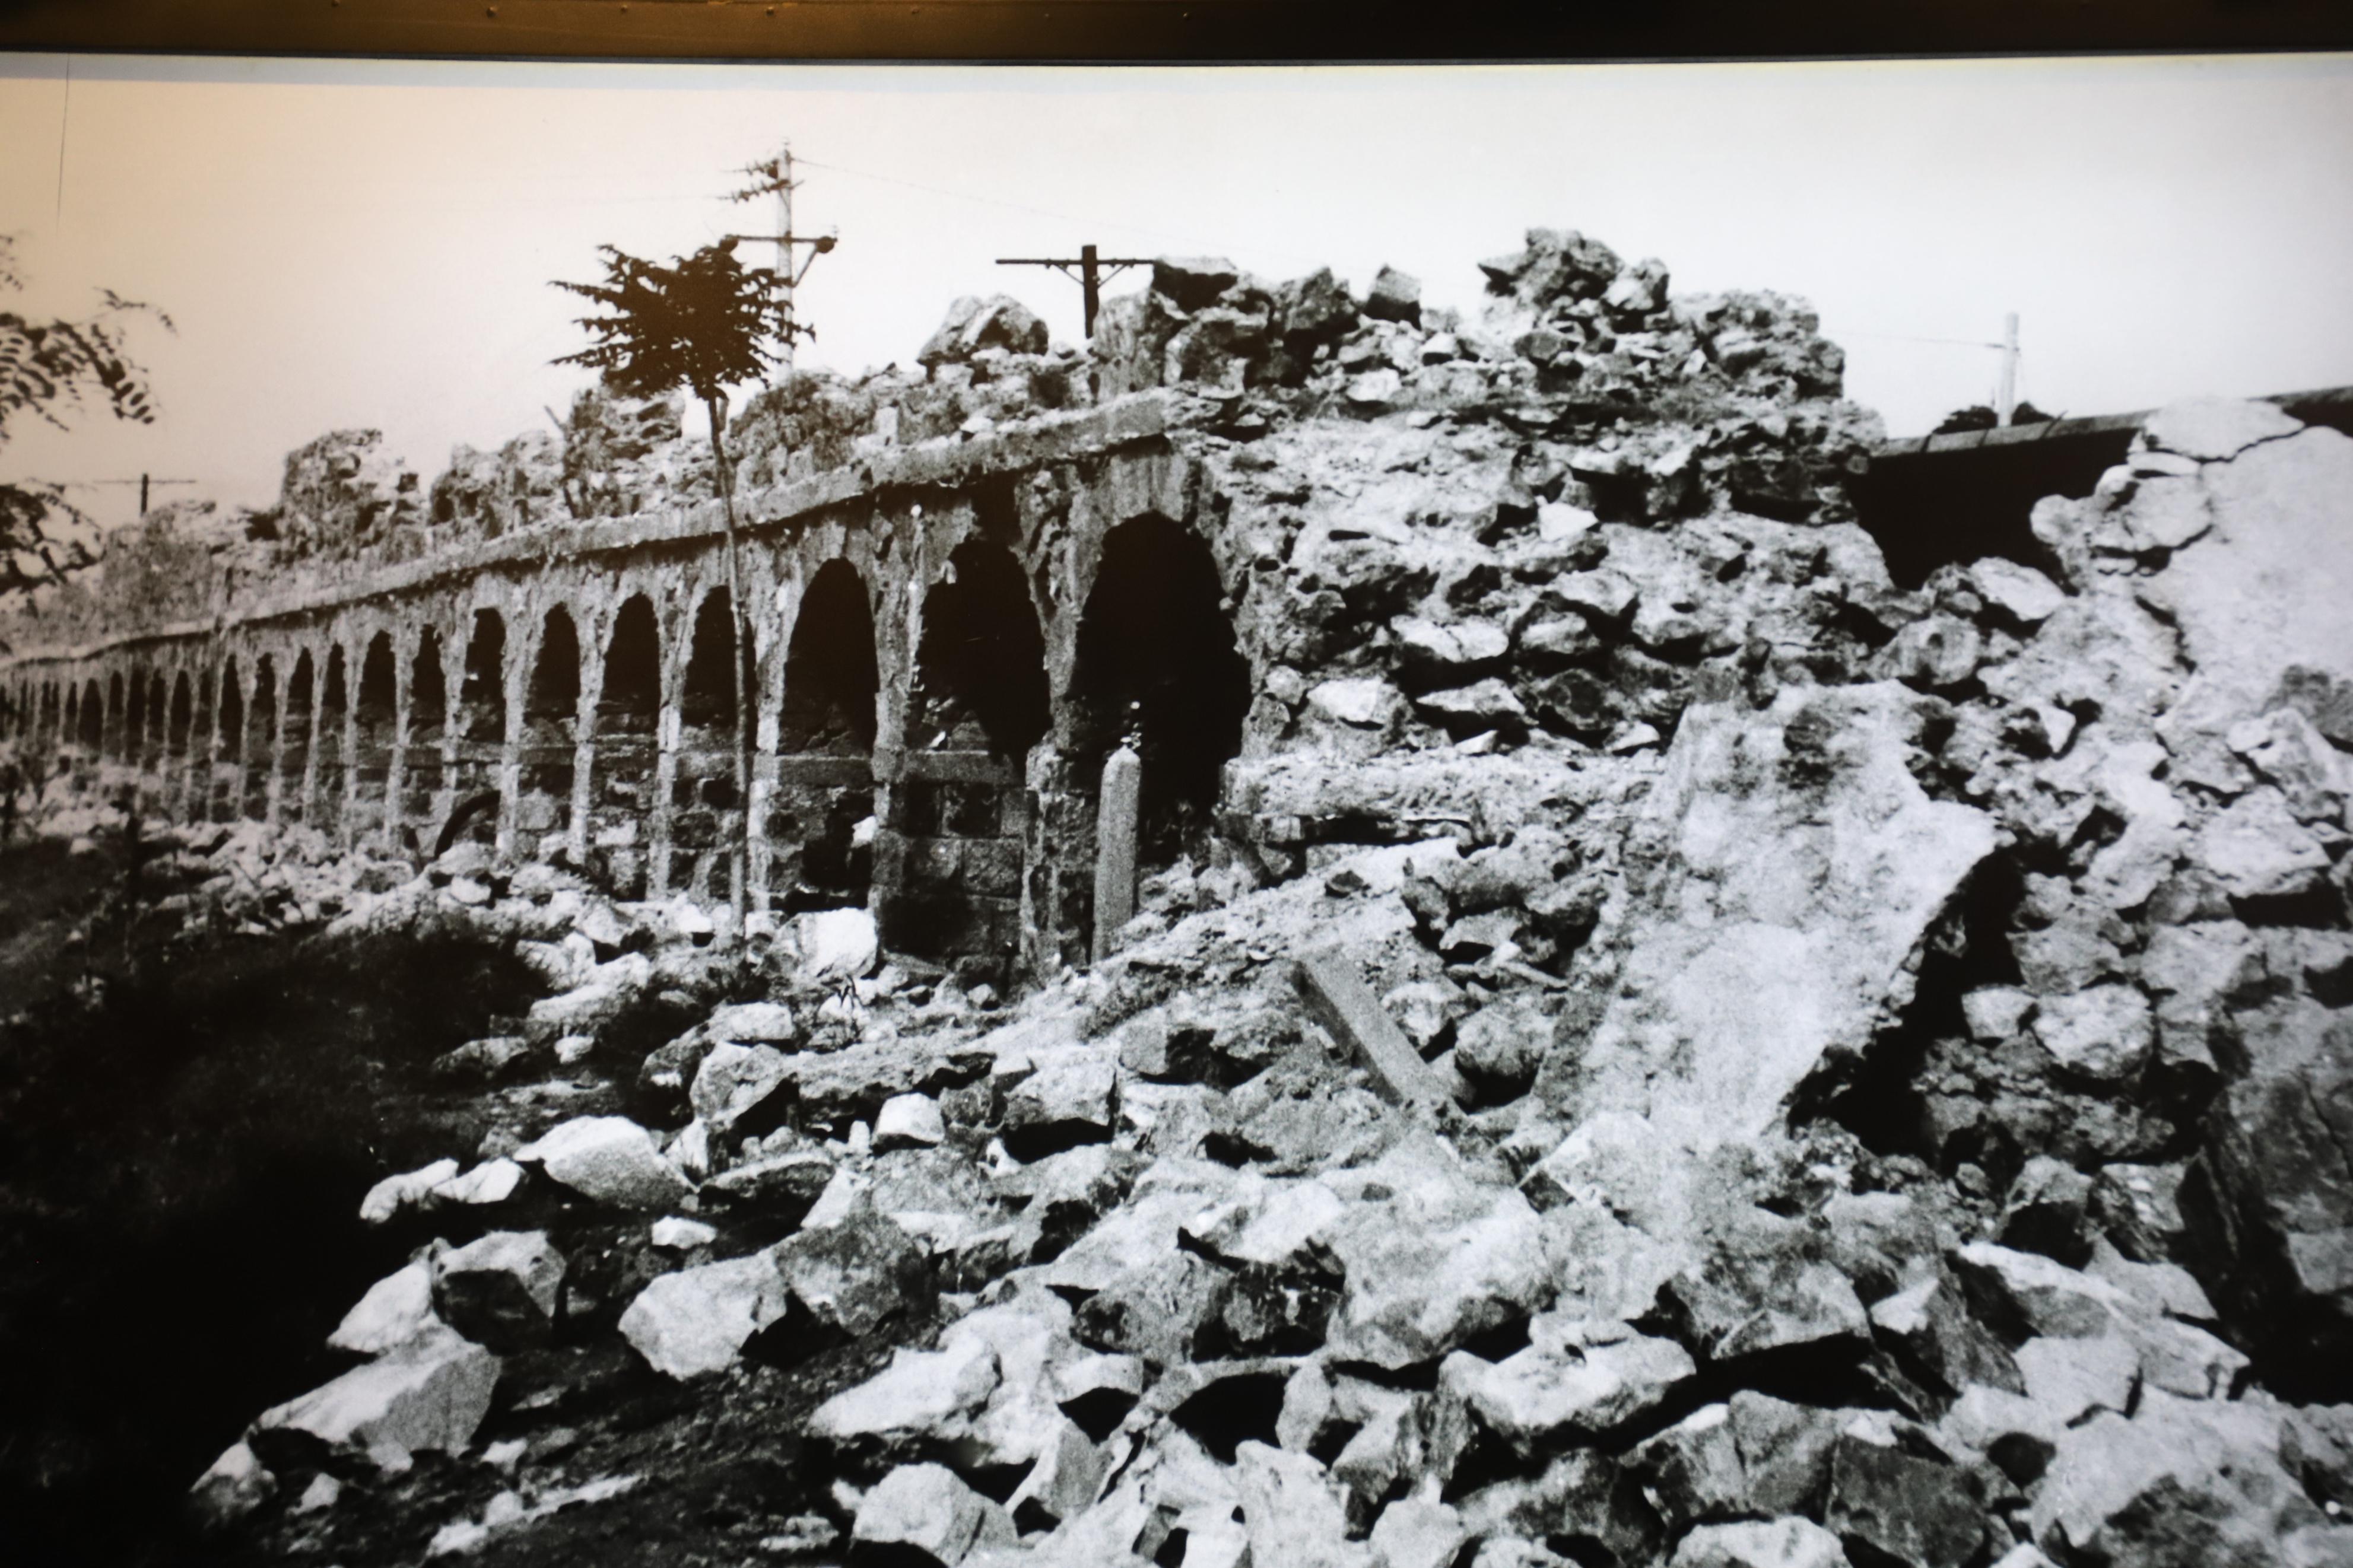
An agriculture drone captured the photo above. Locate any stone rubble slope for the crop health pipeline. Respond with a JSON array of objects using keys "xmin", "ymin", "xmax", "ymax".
[{"xmin": 15, "ymin": 228, "xmax": 2345, "ymax": 1566}]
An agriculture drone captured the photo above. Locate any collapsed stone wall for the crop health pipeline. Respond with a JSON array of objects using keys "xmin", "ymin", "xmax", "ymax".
[
  {"xmin": 7, "ymin": 225, "xmax": 2348, "ymax": 1567},
  {"xmin": 2, "ymin": 226, "xmax": 1912, "ymax": 991},
  {"xmin": 176, "ymin": 386, "xmax": 2353, "ymax": 1568}
]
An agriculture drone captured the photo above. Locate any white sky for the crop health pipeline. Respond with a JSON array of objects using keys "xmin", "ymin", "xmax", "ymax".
[{"xmin": 2, "ymin": 53, "xmax": 2350, "ymax": 529}]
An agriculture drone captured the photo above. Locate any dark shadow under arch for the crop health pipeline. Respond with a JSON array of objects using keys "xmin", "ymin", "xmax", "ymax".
[
  {"xmin": 313, "ymin": 645, "xmax": 348, "ymax": 834},
  {"xmin": 881, "ymin": 539, "xmax": 1051, "ymax": 982},
  {"xmin": 779, "ymin": 560, "xmax": 880, "ymax": 756},
  {"xmin": 589, "ymin": 595, "xmax": 661, "ymax": 897},
  {"xmin": 404, "ymin": 628, "xmax": 450, "ymax": 838},
  {"xmin": 353, "ymin": 634, "xmax": 398, "ymax": 838},
  {"xmin": 282, "ymin": 651, "xmax": 316, "ymax": 823},
  {"xmin": 106, "ymin": 672, "xmax": 125, "ymax": 759},
  {"xmin": 771, "ymin": 560, "xmax": 881, "ymax": 912},
  {"xmin": 1069, "ymin": 515, "xmax": 1251, "ymax": 869},
  {"xmin": 78, "ymin": 678, "xmax": 103, "ymax": 753},
  {"xmin": 245, "ymin": 656, "xmax": 278, "ymax": 820},
  {"xmin": 517, "ymin": 604, "xmax": 582, "ymax": 848},
  {"xmin": 909, "ymin": 538, "xmax": 1049, "ymax": 758}
]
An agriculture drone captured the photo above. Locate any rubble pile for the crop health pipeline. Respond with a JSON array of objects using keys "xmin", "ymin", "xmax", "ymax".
[
  {"xmin": 8, "ymin": 228, "xmax": 2353, "ymax": 1566},
  {"xmin": 190, "ymin": 710, "xmax": 2353, "ymax": 1564},
  {"xmin": 196, "ymin": 383, "xmax": 2353, "ymax": 1555}
]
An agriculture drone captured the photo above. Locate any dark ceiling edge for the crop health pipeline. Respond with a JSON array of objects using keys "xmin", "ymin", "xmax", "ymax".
[{"xmin": 5, "ymin": 1, "xmax": 2353, "ymax": 64}]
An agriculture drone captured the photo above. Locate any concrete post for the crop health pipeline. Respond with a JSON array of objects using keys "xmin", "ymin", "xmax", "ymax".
[{"xmin": 1091, "ymin": 742, "xmax": 1141, "ymax": 963}]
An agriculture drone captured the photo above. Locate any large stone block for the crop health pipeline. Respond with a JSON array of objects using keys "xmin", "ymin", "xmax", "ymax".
[{"xmin": 1561, "ymin": 683, "xmax": 1996, "ymax": 1144}]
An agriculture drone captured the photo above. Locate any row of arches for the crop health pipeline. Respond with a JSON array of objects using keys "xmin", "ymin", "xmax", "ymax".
[{"xmin": 1, "ymin": 511, "xmax": 1251, "ymax": 978}]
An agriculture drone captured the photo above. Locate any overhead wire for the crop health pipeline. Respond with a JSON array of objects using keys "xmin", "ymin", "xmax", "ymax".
[{"xmin": 790, "ymin": 154, "xmax": 1332, "ymax": 272}]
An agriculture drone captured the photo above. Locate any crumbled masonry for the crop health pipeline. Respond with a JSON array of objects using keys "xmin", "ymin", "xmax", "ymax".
[{"xmin": 8, "ymin": 228, "xmax": 2353, "ymax": 1566}]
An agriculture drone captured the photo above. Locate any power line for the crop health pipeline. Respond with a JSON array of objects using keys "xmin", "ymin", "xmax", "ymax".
[
  {"xmin": 998, "ymin": 246, "xmax": 1154, "ymax": 339},
  {"xmin": 792, "ymin": 154, "xmax": 1329, "ymax": 272}
]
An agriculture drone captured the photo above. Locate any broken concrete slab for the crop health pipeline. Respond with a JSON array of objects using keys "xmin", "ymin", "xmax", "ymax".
[
  {"xmin": 706, "ymin": 999, "xmax": 796, "ymax": 1045},
  {"xmin": 2138, "ymin": 396, "xmax": 2304, "ymax": 463},
  {"xmin": 2031, "ymin": 1389, "xmax": 2339, "ymax": 1567},
  {"xmin": 359, "ymin": 1158, "xmax": 460, "ymax": 1224},
  {"xmin": 1669, "ymin": 1517, "xmax": 1848, "ymax": 1568},
  {"xmin": 1440, "ymin": 1331, "xmax": 1695, "ymax": 1451},
  {"xmin": 617, "ymin": 1252, "xmax": 791, "ymax": 1380},
  {"xmin": 877, "ymin": 1092, "xmax": 948, "ymax": 1150},
  {"xmin": 1560, "ymin": 684, "xmax": 1996, "ymax": 1145},
  {"xmin": 1293, "ymin": 950, "xmax": 1452, "ymax": 1112},
  {"xmin": 807, "ymin": 1334, "xmax": 1000, "ymax": 1440},
  {"xmin": 1234, "ymin": 1440, "xmax": 1372, "ymax": 1568},
  {"xmin": 690, "ymin": 1042, "xmax": 796, "ymax": 1143},
  {"xmin": 430, "ymin": 1230, "xmax": 566, "ymax": 1351},
  {"xmin": 328, "ymin": 1257, "xmax": 441, "ymax": 1357},
  {"xmin": 188, "ymin": 1442, "xmax": 276, "ymax": 1534},
  {"xmin": 853, "ymin": 1461, "xmax": 1018, "ymax": 1567},
  {"xmin": 1322, "ymin": 1136, "xmax": 1553, "ymax": 1369},
  {"xmin": 699, "ymin": 1148, "xmax": 837, "ymax": 1219},
  {"xmin": 516, "ymin": 1115, "xmax": 697, "ymax": 1208},
  {"xmin": 249, "ymin": 1326, "xmax": 498, "ymax": 1471},
  {"xmin": 1822, "ymin": 1435, "xmax": 1986, "ymax": 1568}
]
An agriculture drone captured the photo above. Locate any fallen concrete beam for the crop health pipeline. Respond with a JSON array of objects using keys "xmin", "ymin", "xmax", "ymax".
[{"xmin": 1292, "ymin": 950, "xmax": 1452, "ymax": 1111}]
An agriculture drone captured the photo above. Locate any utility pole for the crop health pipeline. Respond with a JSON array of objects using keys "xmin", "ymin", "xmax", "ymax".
[
  {"xmin": 996, "ymin": 244, "xmax": 1154, "ymax": 338},
  {"xmin": 67, "ymin": 474, "xmax": 196, "ymax": 519},
  {"xmin": 728, "ymin": 140, "xmax": 837, "ymax": 372},
  {"xmin": 1996, "ymin": 312, "xmax": 2021, "ymax": 427}
]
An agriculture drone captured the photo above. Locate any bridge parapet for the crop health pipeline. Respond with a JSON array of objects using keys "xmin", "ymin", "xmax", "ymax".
[{"xmin": 0, "ymin": 389, "xmax": 1198, "ymax": 984}]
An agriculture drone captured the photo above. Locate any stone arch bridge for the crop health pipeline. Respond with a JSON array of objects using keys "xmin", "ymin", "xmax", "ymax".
[{"xmin": 0, "ymin": 392, "xmax": 1255, "ymax": 984}]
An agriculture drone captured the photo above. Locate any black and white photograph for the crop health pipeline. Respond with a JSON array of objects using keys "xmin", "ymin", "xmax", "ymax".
[{"xmin": 2, "ymin": 43, "xmax": 2352, "ymax": 1568}]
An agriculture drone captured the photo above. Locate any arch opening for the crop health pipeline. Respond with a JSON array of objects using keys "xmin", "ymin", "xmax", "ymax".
[
  {"xmin": 212, "ymin": 662, "xmax": 244, "ymax": 822},
  {"xmin": 244, "ymin": 656, "xmax": 278, "ymax": 820},
  {"xmin": 315, "ymin": 647, "xmax": 349, "ymax": 836},
  {"xmin": 909, "ymin": 540, "xmax": 1050, "ymax": 758},
  {"xmin": 772, "ymin": 559, "xmax": 879, "ymax": 912},
  {"xmin": 106, "ymin": 672, "xmax": 126, "ymax": 761},
  {"xmin": 167, "ymin": 673, "xmax": 193, "ymax": 761},
  {"xmin": 681, "ymin": 589, "xmax": 743, "ymax": 731},
  {"xmin": 402, "ymin": 628, "xmax": 449, "ymax": 842},
  {"xmin": 459, "ymin": 610, "xmax": 507, "ymax": 745},
  {"xmin": 123, "ymin": 672, "xmax": 148, "ymax": 769},
  {"xmin": 354, "ymin": 634, "xmax": 398, "ymax": 841},
  {"xmin": 519, "ymin": 606, "xmax": 581, "ymax": 848},
  {"xmin": 142, "ymin": 673, "xmax": 166, "ymax": 777},
  {"xmin": 446, "ymin": 610, "xmax": 507, "ymax": 852},
  {"xmin": 281, "ymin": 652, "xmax": 315, "ymax": 825},
  {"xmin": 1068, "ymin": 515, "xmax": 1252, "ymax": 869},
  {"xmin": 78, "ymin": 678, "xmax": 103, "ymax": 756},
  {"xmin": 672, "ymin": 587, "xmax": 752, "ymax": 902},
  {"xmin": 589, "ymin": 595, "xmax": 660, "ymax": 898},
  {"xmin": 882, "ymin": 539, "xmax": 1050, "ymax": 982}
]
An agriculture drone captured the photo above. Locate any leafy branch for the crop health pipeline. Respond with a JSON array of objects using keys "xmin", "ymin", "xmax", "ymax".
[{"xmin": 0, "ymin": 234, "xmax": 175, "ymax": 616}]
